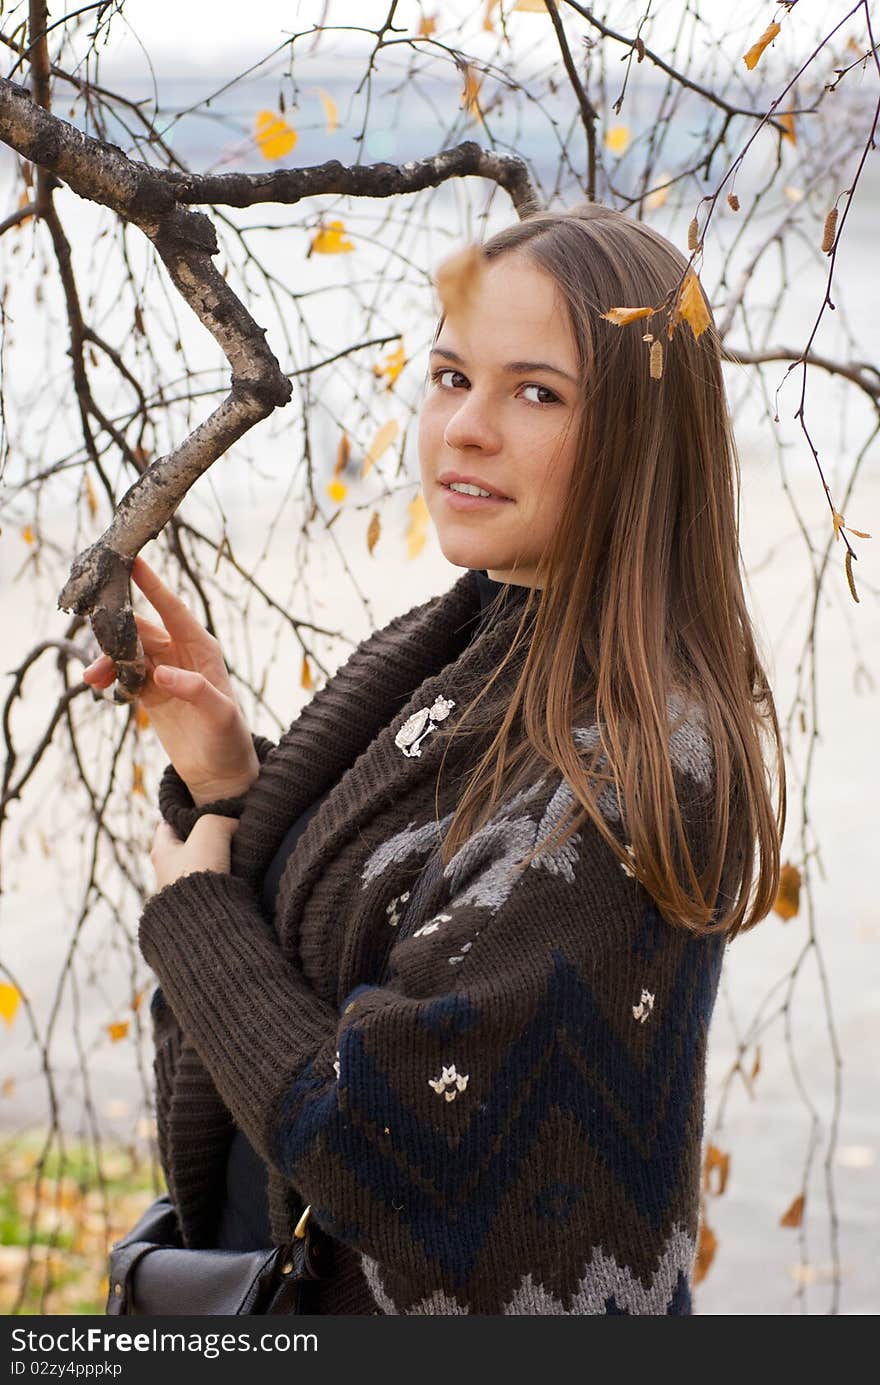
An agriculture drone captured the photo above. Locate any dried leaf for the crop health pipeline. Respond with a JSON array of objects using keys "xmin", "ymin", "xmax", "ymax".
[
  {"xmin": 649, "ymin": 339, "xmax": 663, "ymax": 380},
  {"xmin": 367, "ymin": 510, "xmax": 381, "ymax": 556},
  {"xmin": 779, "ymin": 110, "xmax": 796, "ymax": 145},
  {"xmin": 407, "ymin": 492, "xmax": 430, "ymax": 559},
  {"xmin": 780, "ymin": 1193, "xmax": 805, "ymax": 1228},
  {"xmin": 845, "ymin": 549, "xmax": 859, "ymax": 604},
  {"xmin": 727, "ymin": 192, "xmax": 740, "ymax": 212},
  {"xmin": 83, "ymin": 471, "xmax": 98, "ymax": 520},
  {"xmin": 419, "ymin": 13, "xmax": 438, "ymax": 36},
  {"xmin": 107, "ymin": 1021, "xmax": 129, "ymax": 1043},
  {"xmin": 311, "ymin": 219, "xmax": 354, "ymax": 254},
  {"xmin": 317, "ymin": 89, "xmax": 338, "ymax": 134},
  {"xmin": 0, "ymin": 984, "xmax": 22, "ymax": 1029},
  {"xmin": 677, "ymin": 272, "xmax": 711, "ymax": 339},
  {"xmin": 832, "ymin": 509, "xmax": 845, "ymax": 542},
  {"xmin": 774, "ymin": 861, "xmax": 801, "ymax": 920},
  {"xmin": 435, "ymin": 244, "xmax": 485, "ymax": 320},
  {"xmin": 131, "ymin": 989, "xmax": 145, "ymax": 1013},
  {"xmin": 373, "ymin": 342, "xmax": 406, "ymax": 390},
  {"xmin": 821, "ymin": 208, "xmax": 838, "ymax": 254},
  {"xmin": 601, "ymin": 305, "xmax": 654, "ymax": 327},
  {"xmin": 604, "ymin": 124, "xmax": 632, "ymax": 156},
  {"xmin": 301, "ymin": 654, "xmax": 314, "ymax": 691},
  {"xmin": 334, "ymin": 430, "xmax": 351, "ymax": 477},
  {"xmin": 135, "ymin": 707, "xmax": 151, "ymax": 732},
  {"xmin": 363, "ymin": 418, "xmax": 399, "ymax": 477},
  {"xmin": 254, "ymin": 110, "xmax": 298, "ymax": 161},
  {"xmin": 703, "ymin": 1145, "xmax": 730, "ymax": 1196},
  {"xmin": 693, "ymin": 1218, "xmax": 718, "ymax": 1284},
  {"xmin": 513, "ymin": 0, "xmax": 549, "ymax": 10},
  {"xmin": 22, "ymin": 524, "xmax": 35, "ymax": 546},
  {"xmin": 750, "ymin": 1046, "xmax": 761, "ymax": 1081},
  {"xmin": 461, "ymin": 64, "xmax": 484, "ymax": 123},
  {"xmin": 326, "ymin": 477, "xmax": 348, "ymax": 504},
  {"xmin": 1, "ymin": 1077, "xmax": 15, "ymax": 1098},
  {"xmin": 743, "ymin": 21, "xmax": 781, "ymax": 71}
]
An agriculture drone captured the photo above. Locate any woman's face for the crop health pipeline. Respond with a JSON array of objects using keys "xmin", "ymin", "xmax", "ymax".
[{"xmin": 418, "ymin": 251, "xmax": 582, "ymax": 588}]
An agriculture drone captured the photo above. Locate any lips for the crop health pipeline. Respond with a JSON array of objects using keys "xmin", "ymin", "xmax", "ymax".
[{"xmin": 438, "ymin": 475, "xmax": 513, "ymax": 500}]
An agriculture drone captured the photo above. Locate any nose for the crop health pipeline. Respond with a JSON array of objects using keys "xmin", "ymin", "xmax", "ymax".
[{"xmin": 443, "ymin": 389, "xmax": 502, "ymax": 454}]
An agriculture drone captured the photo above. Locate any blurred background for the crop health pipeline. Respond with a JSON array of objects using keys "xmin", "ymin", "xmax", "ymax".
[{"xmin": 0, "ymin": 0, "xmax": 877, "ymax": 1314}]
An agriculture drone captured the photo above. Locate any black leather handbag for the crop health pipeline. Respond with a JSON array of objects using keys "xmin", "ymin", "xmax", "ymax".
[{"xmin": 107, "ymin": 843, "xmax": 446, "ymax": 1317}]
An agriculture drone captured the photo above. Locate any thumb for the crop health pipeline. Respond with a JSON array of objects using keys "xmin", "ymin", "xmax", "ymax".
[{"xmin": 191, "ymin": 813, "xmax": 240, "ymax": 837}]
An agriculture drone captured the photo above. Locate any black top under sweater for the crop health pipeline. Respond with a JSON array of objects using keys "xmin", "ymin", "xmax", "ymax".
[{"xmin": 214, "ymin": 568, "xmax": 525, "ymax": 1250}]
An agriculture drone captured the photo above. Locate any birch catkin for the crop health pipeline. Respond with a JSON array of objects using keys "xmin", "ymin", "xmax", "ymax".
[
  {"xmin": 649, "ymin": 339, "xmax": 663, "ymax": 380},
  {"xmin": 821, "ymin": 208, "xmax": 838, "ymax": 254},
  {"xmin": 687, "ymin": 217, "xmax": 700, "ymax": 251}
]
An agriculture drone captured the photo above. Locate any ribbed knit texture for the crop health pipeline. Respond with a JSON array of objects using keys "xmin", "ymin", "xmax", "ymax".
[{"xmin": 141, "ymin": 567, "xmax": 730, "ymax": 1315}]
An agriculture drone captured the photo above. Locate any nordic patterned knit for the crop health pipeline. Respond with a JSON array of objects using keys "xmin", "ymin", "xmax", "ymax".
[
  {"xmin": 212, "ymin": 568, "xmax": 519, "ymax": 1252},
  {"xmin": 140, "ymin": 565, "xmax": 732, "ymax": 1315}
]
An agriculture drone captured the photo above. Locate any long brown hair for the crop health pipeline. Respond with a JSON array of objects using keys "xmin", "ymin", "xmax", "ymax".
[{"xmin": 432, "ymin": 201, "xmax": 785, "ymax": 940}]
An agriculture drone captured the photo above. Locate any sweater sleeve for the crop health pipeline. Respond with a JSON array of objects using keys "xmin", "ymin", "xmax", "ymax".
[
  {"xmin": 138, "ymin": 779, "xmax": 726, "ymax": 1314},
  {"xmin": 157, "ymin": 733, "xmax": 277, "ymax": 841}
]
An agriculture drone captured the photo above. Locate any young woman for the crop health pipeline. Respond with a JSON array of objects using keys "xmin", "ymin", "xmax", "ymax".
[{"xmin": 85, "ymin": 201, "xmax": 785, "ymax": 1315}]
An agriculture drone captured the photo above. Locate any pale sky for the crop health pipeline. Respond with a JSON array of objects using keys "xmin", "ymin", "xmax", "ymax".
[{"xmin": 1, "ymin": 0, "xmax": 832, "ymax": 77}]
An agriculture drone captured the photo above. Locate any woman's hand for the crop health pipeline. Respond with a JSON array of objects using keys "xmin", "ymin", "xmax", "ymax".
[
  {"xmin": 82, "ymin": 554, "xmax": 260, "ymax": 806},
  {"xmin": 149, "ymin": 815, "xmax": 239, "ymax": 894}
]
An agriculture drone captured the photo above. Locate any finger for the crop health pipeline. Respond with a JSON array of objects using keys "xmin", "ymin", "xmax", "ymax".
[
  {"xmin": 132, "ymin": 611, "xmax": 174, "ymax": 649},
  {"xmin": 130, "ymin": 555, "xmax": 210, "ymax": 645},
  {"xmin": 191, "ymin": 814, "xmax": 239, "ymax": 839},
  {"xmin": 151, "ymin": 664, "xmax": 233, "ymax": 721}
]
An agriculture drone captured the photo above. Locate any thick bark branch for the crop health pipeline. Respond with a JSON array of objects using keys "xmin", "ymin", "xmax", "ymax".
[{"xmin": 0, "ymin": 74, "xmax": 540, "ymax": 699}]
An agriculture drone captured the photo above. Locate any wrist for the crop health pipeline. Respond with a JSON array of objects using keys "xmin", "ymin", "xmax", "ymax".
[{"xmin": 190, "ymin": 773, "xmax": 258, "ymax": 807}]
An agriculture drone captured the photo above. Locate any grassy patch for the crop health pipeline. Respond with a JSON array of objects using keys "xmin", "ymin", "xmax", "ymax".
[{"xmin": 0, "ymin": 1133, "xmax": 160, "ymax": 1315}]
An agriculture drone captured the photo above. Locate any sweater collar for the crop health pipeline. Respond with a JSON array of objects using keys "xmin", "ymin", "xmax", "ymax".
[{"xmin": 230, "ymin": 568, "xmax": 536, "ymax": 893}]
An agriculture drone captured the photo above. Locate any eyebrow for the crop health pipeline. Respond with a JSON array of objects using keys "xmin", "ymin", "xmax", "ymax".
[{"xmin": 429, "ymin": 346, "xmax": 578, "ymax": 386}]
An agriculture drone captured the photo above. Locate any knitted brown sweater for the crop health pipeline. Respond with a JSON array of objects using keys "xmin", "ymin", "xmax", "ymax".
[{"xmin": 140, "ymin": 566, "xmax": 730, "ymax": 1315}]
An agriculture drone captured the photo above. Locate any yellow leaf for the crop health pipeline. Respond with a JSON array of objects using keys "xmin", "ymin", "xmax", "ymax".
[
  {"xmin": 645, "ymin": 174, "xmax": 672, "ymax": 211},
  {"xmin": 846, "ymin": 526, "xmax": 871, "ymax": 539},
  {"xmin": 774, "ymin": 861, "xmax": 801, "ymax": 920},
  {"xmin": 1, "ymin": 1077, "xmax": 15, "ymax": 1098},
  {"xmin": 601, "ymin": 305, "xmax": 654, "ymax": 327},
  {"xmin": 362, "ymin": 418, "xmax": 399, "ymax": 478},
  {"xmin": 703, "ymin": 1145, "xmax": 730, "ymax": 1197},
  {"xmin": 83, "ymin": 471, "xmax": 98, "ymax": 520},
  {"xmin": 407, "ymin": 492, "xmax": 430, "ymax": 559},
  {"xmin": 373, "ymin": 342, "xmax": 406, "ymax": 390},
  {"xmin": 482, "ymin": 0, "xmax": 498, "ymax": 31},
  {"xmin": 327, "ymin": 477, "xmax": 348, "ymax": 504},
  {"xmin": 254, "ymin": 110, "xmax": 298, "ymax": 161},
  {"xmin": 0, "ymin": 984, "xmax": 22, "ymax": 1029},
  {"xmin": 317, "ymin": 89, "xmax": 338, "ymax": 134},
  {"xmin": 677, "ymin": 272, "xmax": 711, "ymax": 339},
  {"xmin": 301, "ymin": 654, "xmax": 314, "ymax": 690},
  {"xmin": 311, "ymin": 219, "xmax": 354, "ymax": 254},
  {"xmin": 22, "ymin": 524, "xmax": 35, "ymax": 545},
  {"xmin": 743, "ymin": 21, "xmax": 781, "ymax": 71},
  {"xmin": 435, "ymin": 244, "xmax": 485, "ymax": 321},
  {"xmin": 832, "ymin": 509, "xmax": 845, "ymax": 542},
  {"xmin": 419, "ymin": 12, "xmax": 438, "ymax": 35},
  {"xmin": 779, "ymin": 110, "xmax": 796, "ymax": 145},
  {"xmin": 461, "ymin": 64, "xmax": 484, "ymax": 123},
  {"xmin": 131, "ymin": 989, "xmax": 145, "ymax": 1013},
  {"xmin": 604, "ymin": 124, "xmax": 632, "ymax": 156},
  {"xmin": 780, "ymin": 1193, "xmax": 805, "ymax": 1228},
  {"xmin": 693, "ymin": 1218, "xmax": 717, "ymax": 1285},
  {"xmin": 367, "ymin": 510, "xmax": 381, "ymax": 556},
  {"xmin": 132, "ymin": 764, "xmax": 146, "ymax": 797},
  {"xmin": 107, "ymin": 1021, "xmax": 129, "ymax": 1043},
  {"xmin": 135, "ymin": 707, "xmax": 151, "ymax": 732},
  {"xmin": 513, "ymin": 0, "xmax": 549, "ymax": 10}
]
